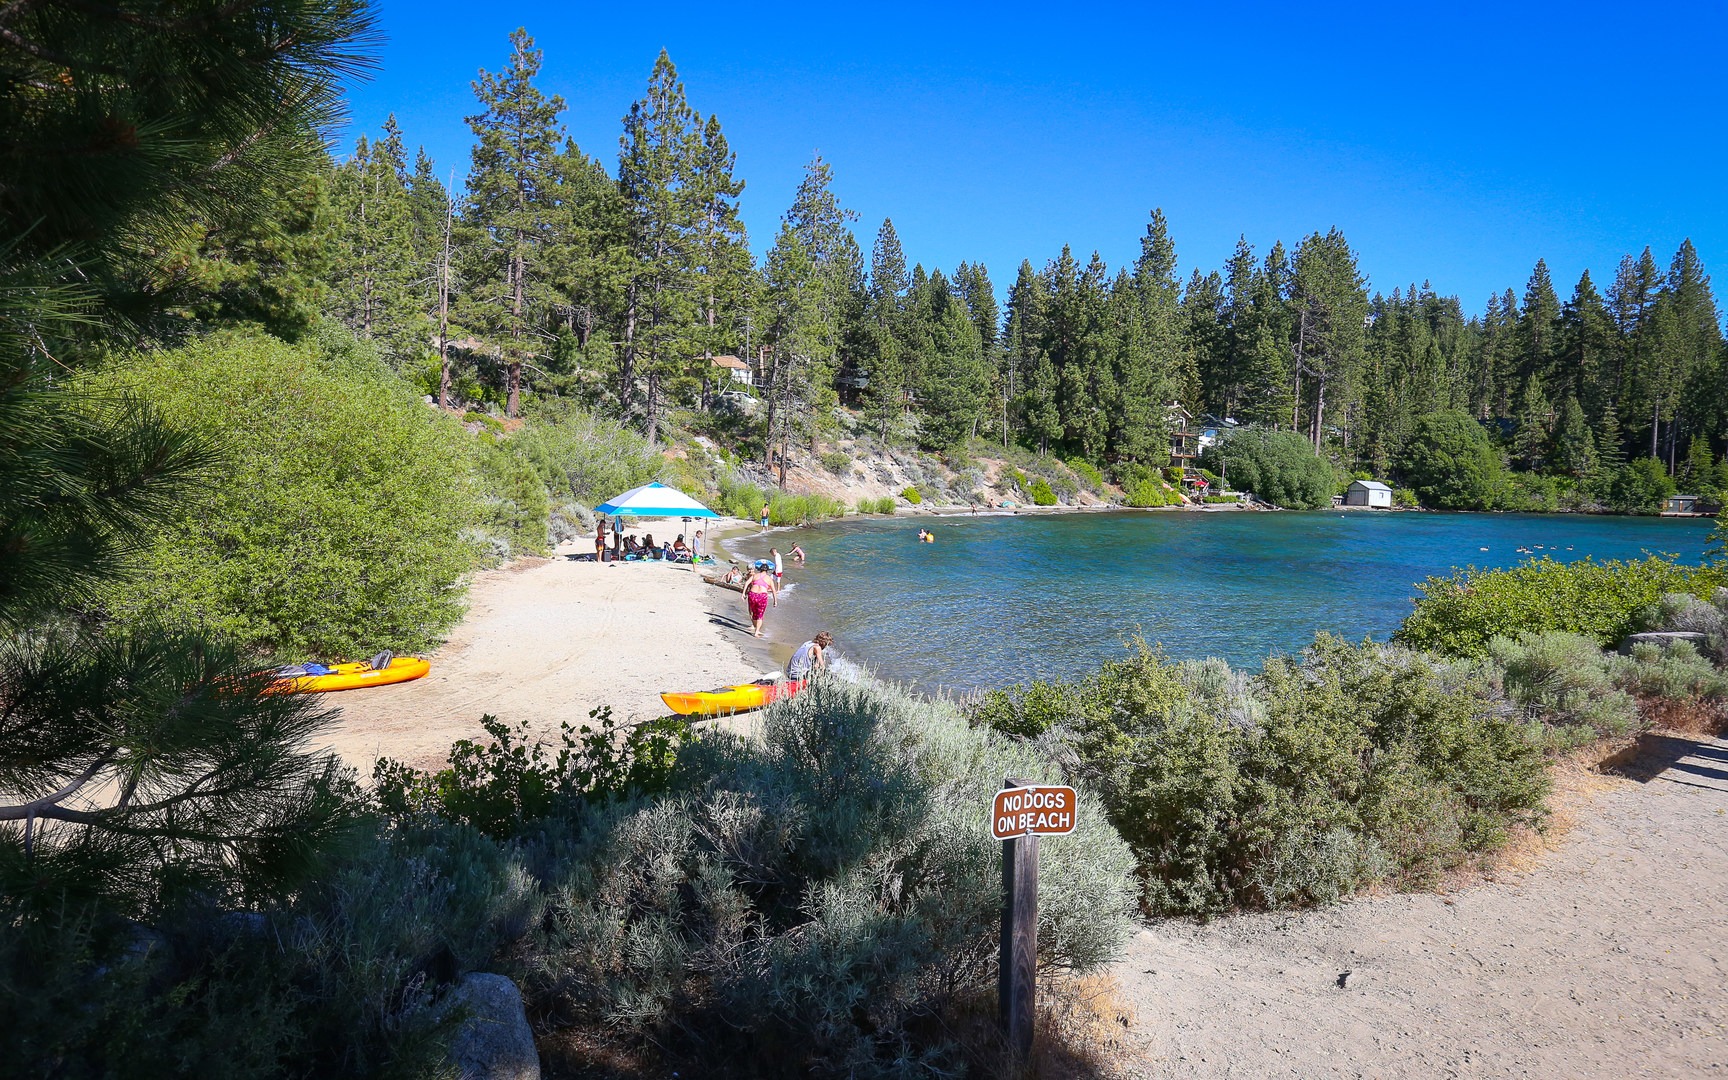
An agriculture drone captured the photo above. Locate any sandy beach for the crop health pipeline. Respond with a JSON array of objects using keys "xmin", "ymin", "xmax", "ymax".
[{"xmin": 319, "ymin": 548, "xmax": 777, "ymax": 771}]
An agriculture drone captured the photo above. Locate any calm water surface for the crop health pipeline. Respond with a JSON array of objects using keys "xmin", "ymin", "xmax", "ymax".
[{"xmin": 746, "ymin": 510, "xmax": 1714, "ymax": 691}]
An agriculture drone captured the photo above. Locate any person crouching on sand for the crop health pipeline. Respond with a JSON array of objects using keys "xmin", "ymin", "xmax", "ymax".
[
  {"xmin": 743, "ymin": 564, "xmax": 777, "ymax": 637},
  {"xmin": 786, "ymin": 631, "xmax": 832, "ymax": 681},
  {"xmin": 790, "ymin": 543, "xmax": 805, "ymax": 565}
]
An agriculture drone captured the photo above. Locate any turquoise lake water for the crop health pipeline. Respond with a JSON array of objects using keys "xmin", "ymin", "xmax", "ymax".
[{"xmin": 738, "ymin": 511, "xmax": 1716, "ymax": 692}]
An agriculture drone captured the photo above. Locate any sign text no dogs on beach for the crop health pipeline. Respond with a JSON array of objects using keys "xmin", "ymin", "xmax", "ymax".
[{"xmin": 990, "ymin": 784, "xmax": 1076, "ymax": 840}]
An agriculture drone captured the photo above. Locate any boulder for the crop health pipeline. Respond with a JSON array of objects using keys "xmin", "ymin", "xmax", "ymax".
[
  {"xmin": 1619, "ymin": 631, "xmax": 1710, "ymax": 655},
  {"xmin": 440, "ymin": 973, "xmax": 540, "ymax": 1080}
]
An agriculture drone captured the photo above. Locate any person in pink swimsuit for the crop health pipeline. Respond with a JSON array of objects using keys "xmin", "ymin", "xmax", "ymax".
[{"xmin": 743, "ymin": 565, "xmax": 777, "ymax": 637}]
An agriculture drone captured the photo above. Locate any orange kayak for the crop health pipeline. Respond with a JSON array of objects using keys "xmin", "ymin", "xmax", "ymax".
[
  {"xmin": 269, "ymin": 656, "xmax": 430, "ymax": 694},
  {"xmin": 661, "ymin": 679, "xmax": 804, "ymax": 716}
]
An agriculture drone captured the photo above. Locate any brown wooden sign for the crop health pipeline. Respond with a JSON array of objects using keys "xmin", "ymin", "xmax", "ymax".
[{"xmin": 990, "ymin": 784, "xmax": 1077, "ymax": 840}]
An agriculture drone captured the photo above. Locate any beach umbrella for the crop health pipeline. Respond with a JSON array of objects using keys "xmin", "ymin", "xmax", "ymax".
[
  {"xmin": 594, "ymin": 482, "xmax": 719, "ymax": 563},
  {"xmin": 595, "ymin": 481, "xmax": 718, "ymax": 519}
]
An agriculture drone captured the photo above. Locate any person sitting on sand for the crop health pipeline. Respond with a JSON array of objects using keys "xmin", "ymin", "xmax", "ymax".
[
  {"xmin": 641, "ymin": 533, "xmax": 656, "ymax": 559},
  {"xmin": 672, "ymin": 535, "xmax": 688, "ymax": 556},
  {"xmin": 790, "ymin": 543, "xmax": 805, "ymax": 565},
  {"xmin": 786, "ymin": 631, "xmax": 832, "ymax": 681},
  {"xmin": 742, "ymin": 564, "xmax": 777, "ymax": 637}
]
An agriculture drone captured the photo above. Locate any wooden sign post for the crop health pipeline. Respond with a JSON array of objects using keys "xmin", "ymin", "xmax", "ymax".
[{"xmin": 993, "ymin": 777, "xmax": 1077, "ymax": 1063}]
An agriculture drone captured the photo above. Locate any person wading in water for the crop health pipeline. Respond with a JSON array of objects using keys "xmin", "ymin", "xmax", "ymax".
[{"xmin": 742, "ymin": 564, "xmax": 778, "ymax": 637}]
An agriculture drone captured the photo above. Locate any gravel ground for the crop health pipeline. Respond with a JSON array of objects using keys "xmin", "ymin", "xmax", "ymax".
[{"xmin": 1111, "ymin": 733, "xmax": 1728, "ymax": 1078}]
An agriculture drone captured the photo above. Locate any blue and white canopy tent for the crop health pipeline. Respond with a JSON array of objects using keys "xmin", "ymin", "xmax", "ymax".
[{"xmin": 594, "ymin": 482, "xmax": 719, "ymax": 560}]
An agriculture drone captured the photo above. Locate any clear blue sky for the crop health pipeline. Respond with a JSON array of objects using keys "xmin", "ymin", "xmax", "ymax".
[{"xmin": 339, "ymin": 1, "xmax": 1726, "ymax": 315}]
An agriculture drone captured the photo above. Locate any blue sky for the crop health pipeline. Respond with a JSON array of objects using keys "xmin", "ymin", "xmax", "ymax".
[{"xmin": 339, "ymin": 1, "xmax": 1726, "ymax": 315}]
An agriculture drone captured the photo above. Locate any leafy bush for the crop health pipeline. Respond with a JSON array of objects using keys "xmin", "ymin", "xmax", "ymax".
[
  {"xmin": 515, "ymin": 398, "xmax": 663, "ymax": 506},
  {"xmin": 1486, "ymin": 632, "xmax": 1640, "ymax": 749},
  {"xmin": 1203, "ymin": 427, "xmax": 1334, "ymax": 509},
  {"xmin": 1396, "ymin": 556, "xmax": 1720, "ymax": 658},
  {"xmin": 1126, "ymin": 480, "xmax": 1170, "ymax": 508},
  {"xmin": 374, "ymin": 708, "xmax": 689, "ymax": 839},
  {"xmin": 856, "ymin": 495, "xmax": 896, "ymax": 515},
  {"xmin": 717, "ymin": 472, "xmax": 846, "ymax": 525},
  {"xmin": 1596, "ymin": 457, "xmax": 1676, "ymax": 515},
  {"xmin": 528, "ymin": 678, "xmax": 1136, "ymax": 1073},
  {"xmin": 88, "ymin": 327, "xmax": 483, "ymax": 656},
  {"xmin": 1029, "ymin": 477, "xmax": 1058, "ymax": 505},
  {"xmin": 820, "ymin": 450, "xmax": 852, "ymax": 474},
  {"xmin": 474, "ymin": 436, "xmax": 551, "ymax": 557},
  {"xmin": 0, "ymin": 816, "xmax": 538, "ymax": 1079},
  {"xmin": 1067, "ymin": 458, "xmax": 1106, "ymax": 491},
  {"xmin": 972, "ymin": 638, "xmax": 1550, "ymax": 915},
  {"xmin": 1395, "ymin": 409, "xmax": 1505, "ymax": 510},
  {"xmin": 1202, "ymin": 494, "xmax": 1239, "ymax": 504},
  {"xmin": 901, "ymin": 484, "xmax": 923, "ymax": 504}
]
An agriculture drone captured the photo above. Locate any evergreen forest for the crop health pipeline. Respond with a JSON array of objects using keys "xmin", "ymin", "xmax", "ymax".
[{"xmin": 309, "ymin": 30, "xmax": 1725, "ymax": 511}]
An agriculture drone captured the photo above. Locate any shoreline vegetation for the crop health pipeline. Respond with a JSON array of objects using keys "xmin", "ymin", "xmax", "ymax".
[{"xmin": 5, "ymin": 5, "xmax": 1726, "ymax": 1079}]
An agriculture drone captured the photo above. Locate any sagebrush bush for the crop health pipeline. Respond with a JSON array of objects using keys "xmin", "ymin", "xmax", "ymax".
[
  {"xmin": 528, "ymin": 677, "xmax": 1135, "ymax": 1076},
  {"xmin": 1486, "ymin": 632, "xmax": 1641, "ymax": 750},
  {"xmin": 972, "ymin": 637, "xmax": 1551, "ymax": 915},
  {"xmin": 0, "ymin": 815, "xmax": 537, "ymax": 1079}
]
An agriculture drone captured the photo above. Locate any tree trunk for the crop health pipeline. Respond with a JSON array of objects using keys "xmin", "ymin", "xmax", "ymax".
[
  {"xmin": 622, "ymin": 280, "xmax": 638, "ymax": 413},
  {"xmin": 1312, "ymin": 374, "xmax": 1326, "ymax": 454},
  {"xmin": 646, "ymin": 372, "xmax": 660, "ymax": 445}
]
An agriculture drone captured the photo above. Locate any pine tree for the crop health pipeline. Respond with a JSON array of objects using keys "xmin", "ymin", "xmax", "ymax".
[
  {"xmin": 779, "ymin": 155, "xmax": 863, "ymax": 452},
  {"xmin": 325, "ymin": 128, "xmax": 427, "ymax": 367},
  {"xmin": 461, "ymin": 28, "xmax": 568, "ymax": 417},
  {"xmin": 1518, "ymin": 258, "xmax": 1561, "ymax": 396},
  {"xmin": 1548, "ymin": 395, "xmax": 1599, "ymax": 478},
  {"xmin": 0, "ymin": 0, "xmax": 374, "ymax": 913},
  {"xmin": 863, "ymin": 219, "xmax": 908, "ymax": 437},
  {"xmin": 619, "ymin": 50, "xmax": 705, "ymax": 440}
]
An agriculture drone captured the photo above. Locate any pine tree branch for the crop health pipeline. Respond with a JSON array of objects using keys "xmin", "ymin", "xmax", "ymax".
[{"xmin": 0, "ymin": 749, "xmax": 114, "ymax": 820}]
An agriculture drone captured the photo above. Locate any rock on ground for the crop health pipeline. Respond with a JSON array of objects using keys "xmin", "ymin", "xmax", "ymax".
[{"xmin": 442, "ymin": 973, "xmax": 540, "ymax": 1080}]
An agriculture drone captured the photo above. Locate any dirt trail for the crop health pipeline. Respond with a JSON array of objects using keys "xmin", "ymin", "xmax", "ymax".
[{"xmin": 1113, "ymin": 734, "xmax": 1728, "ymax": 1077}]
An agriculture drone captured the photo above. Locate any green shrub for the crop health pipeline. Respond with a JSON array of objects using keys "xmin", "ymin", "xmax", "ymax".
[
  {"xmin": 1202, "ymin": 494, "xmax": 1239, "ymax": 504},
  {"xmin": 1126, "ymin": 480, "xmax": 1169, "ymax": 508},
  {"xmin": 820, "ymin": 450, "xmax": 851, "ymax": 474},
  {"xmin": 1202, "ymin": 427, "xmax": 1334, "ymax": 509},
  {"xmin": 1029, "ymin": 477, "xmax": 1058, "ymax": 505},
  {"xmin": 87, "ymin": 327, "xmax": 483, "ymax": 656},
  {"xmin": 1068, "ymin": 458, "xmax": 1106, "ymax": 490},
  {"xmin": 0, "ymin": 815, "xmax": 539, "ymax": 1079},
  {"xmin": 1486, "ymin": 632, "xmax": 1640, "ymax": 749},
  {"xmin": 901, "ymin": 484, "xmax": 923, "ymax": 504},
  {"xmin": 474, "ymin": 437, "xmax": 551, "ymax": 557},
  {"xmin": 1394, "ymin": 487, "xmax": 1419, "ymax": 508},
  {"xmin": 972, "ymin": 637, "xmax": 1550, "ymax": 915},
  {"xmin": 1396, "ymin": 409, "xmax": 1505, "ymax": 509},
  {"xmin": 857, "ymin": 495, "xmax": 896, "ymax": 515},
  {"xmin": 1596, "ymin": 457, "xmax": 1676, "ymax": 514},
  {"xmin": 515, "ymin": 398, "xmax": 663, "ymax": 506},
  {"xmin": 528, "ymin": 677, "xmax": 1135, "ymax": 1072},
  {"xmin": 1163, "ymin": 466, "xmax": 1184, "ymax": 485},
  {"xmin": 1396, "ymin": 556, "xmax": 1721, "ymax": 659}
]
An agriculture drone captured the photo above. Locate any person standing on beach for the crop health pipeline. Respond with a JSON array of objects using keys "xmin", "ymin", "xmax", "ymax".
[
  {"xmin": 692, "ymin": 530, "xmax": 705, "ymax": 561},
  {"xmin": 759, "ymin": 502, "xmax": 770, "ymax": 530},
  {"xmin": 786, "ymin": 631, "xmax": 832, "ymax": 681},
  {"xmin": 595, "ymin": 517, "xmax": 608, "ymax": 562},
  {"xmin": 742, "ymin": 564, "xmax": 777, "ymax": 637}
]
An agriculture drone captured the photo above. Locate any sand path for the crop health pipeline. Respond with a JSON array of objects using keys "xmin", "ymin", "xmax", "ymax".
[
  {"xmin": 1113, "ymin": 733, "xmax": 1728, "ymax": 1077},
  {"xmin": 319, "ymin": 555, "xmax": 765, "ymax": 771}
]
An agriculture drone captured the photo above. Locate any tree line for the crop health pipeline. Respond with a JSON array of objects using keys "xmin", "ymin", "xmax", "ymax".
[{"xmin": 313, "ymin": 29, "xmax": 1726, "ymax": 493}]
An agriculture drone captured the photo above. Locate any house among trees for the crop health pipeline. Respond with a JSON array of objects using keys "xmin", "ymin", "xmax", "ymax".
[
  {"xmin": 1166, "ymin": 402, "xmax": 1201, "ymax": 487},
  {"xmin": 711, "ymin": 354, "xmax": 752, "ymax": 387},
  {"xmin": 1345, "ymin": 479, "xmax": 1393, "ymax": 508}
]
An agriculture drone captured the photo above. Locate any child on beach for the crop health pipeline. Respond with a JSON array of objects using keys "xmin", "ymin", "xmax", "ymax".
[
  {"xmin": 789, "ymin": 543, "xmax": 805, "ymax": 565},
  {"xmin": 759, "ymin": 502, "xmax": 770, "ymax": 529},
  {"xmin": 770, "ymin": 547, "xmax": 783, "ymax": 585}
]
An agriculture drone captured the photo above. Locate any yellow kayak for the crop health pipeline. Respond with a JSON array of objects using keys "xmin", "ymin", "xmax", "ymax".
[
  {"xmin": 270, "ymin": 654, "xmax": 430, "ymax": 694},
  {"xmin": 661, "ymin": 679, "xmax": 804, "ymax": 717}
]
